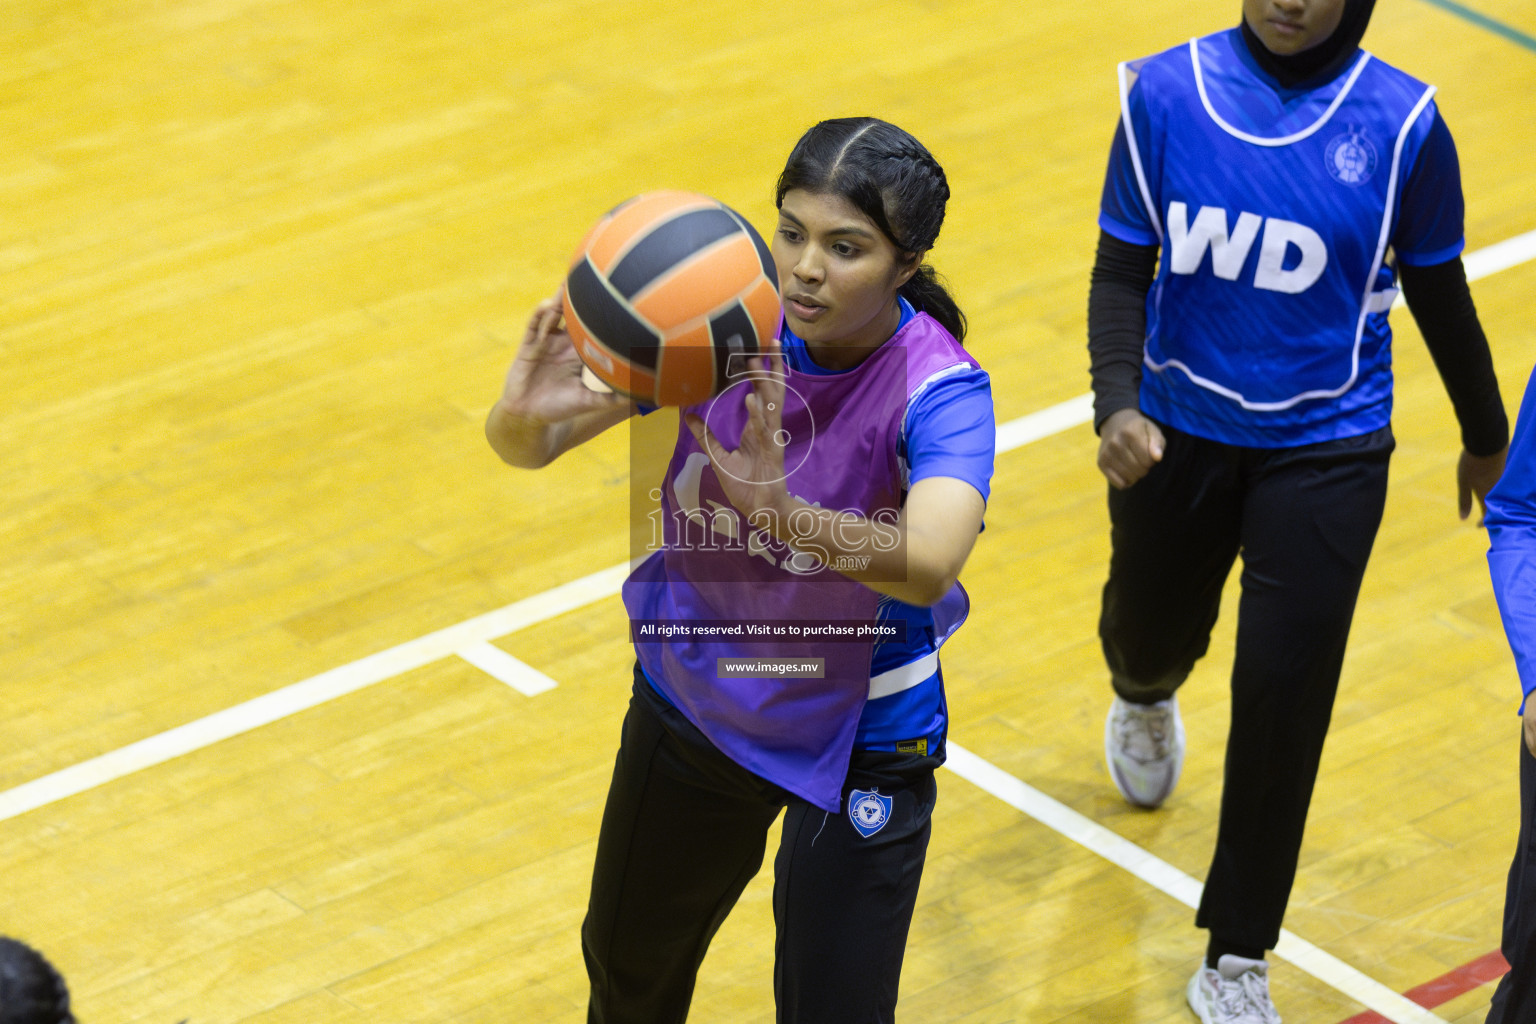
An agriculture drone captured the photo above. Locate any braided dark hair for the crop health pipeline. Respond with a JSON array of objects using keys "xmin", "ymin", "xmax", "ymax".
[
  {"xmin": 0, "ymin": 938, "xmax": 74, "ymax": 1024},
  {"xmin": 775, "ymin": 117, "xmax": 967, "ymax": 343}
]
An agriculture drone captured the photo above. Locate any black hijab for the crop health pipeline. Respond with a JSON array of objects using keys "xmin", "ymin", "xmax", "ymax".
[{"xmin": 1240, "ymin": 0, "xmax": 1378, "ymax": 88}]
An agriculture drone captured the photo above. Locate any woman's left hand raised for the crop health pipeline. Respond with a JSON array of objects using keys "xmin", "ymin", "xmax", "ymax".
[{"xmin": 685, "ymin": 343, "xmax": 792, "ymax": 533}]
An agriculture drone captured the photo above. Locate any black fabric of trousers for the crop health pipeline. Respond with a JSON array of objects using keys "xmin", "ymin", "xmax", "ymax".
[
  {"xmin": 1487, "ymin": 738, "xmax": 1536, "ymax": 1023},
  {"xmin": 1099, "ymin": 421, "xmax": 1393, "ymax": 952},
  {"xmin": 582, "ymin": 665, "xmax": 939, "ymax": 1024}
]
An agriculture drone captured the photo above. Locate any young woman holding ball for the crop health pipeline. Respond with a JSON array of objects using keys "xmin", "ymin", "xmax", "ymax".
[{"xmin": 487, "ymin": 117, "xmax": 995, "ymax": 1023}]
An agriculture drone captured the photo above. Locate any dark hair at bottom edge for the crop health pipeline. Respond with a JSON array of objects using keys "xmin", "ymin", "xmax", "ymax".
[{"xmin": 0, "ymin": 937, "xmax": 75, "ymax": 1024}]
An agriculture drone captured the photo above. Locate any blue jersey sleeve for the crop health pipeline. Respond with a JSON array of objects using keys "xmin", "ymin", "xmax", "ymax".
[
  {"xmin": 1098, "ymin": 93, "xmax": 1160, "ymax": 247},
  {"xmin": 1487, "ymin": 363, "xmax": 1536, "ymax": 707},
  {"xmin": 1393, "ymin": 106, "xmax": 1466, "ymax": 267},
  {"xmin": 903, "ymin": 368, "xmax": 996, "ymax": 503}
]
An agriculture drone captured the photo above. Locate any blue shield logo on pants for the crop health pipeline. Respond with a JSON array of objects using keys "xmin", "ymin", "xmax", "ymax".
[{"xmin": 848, "ymin": 788, "xmax": 893, "ymax": 838}]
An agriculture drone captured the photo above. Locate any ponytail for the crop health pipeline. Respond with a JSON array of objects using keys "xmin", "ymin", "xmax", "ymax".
[{"xmin": 900, "ymin": 263, "xmax": 966, "ymax": 344}]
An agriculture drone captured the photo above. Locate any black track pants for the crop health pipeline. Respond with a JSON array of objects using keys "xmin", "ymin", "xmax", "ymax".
[
  {"xmin": 1487, "ymin": 738, "xmax": 1536, "ymax": 1023},
  {"xmin": 1099, "ymin": 422, "xmax": 1393, "ymax": 952},
  {"xmin": 582, "ymin": 666, "xmax": 938, "ymax": 1024}
]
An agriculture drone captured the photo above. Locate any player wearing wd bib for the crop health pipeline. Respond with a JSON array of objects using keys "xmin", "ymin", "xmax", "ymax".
[
  {"xmin": 1085, "ymin": 1, "xmax": 1508, "ymax": 1021},
  {"xmin": 1114, "ymin": 30, "xmax": 1446, "ymax": 443}
]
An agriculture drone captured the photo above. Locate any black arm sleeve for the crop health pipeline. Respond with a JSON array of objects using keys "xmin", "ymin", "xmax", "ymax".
[
  {"xmin": 1088, "ymin": 229, "xmax": 1159, "ymax": 432},
  {"xmin": 1398, "ymin": 257, "xmax": 1508, "ymax": 456}
]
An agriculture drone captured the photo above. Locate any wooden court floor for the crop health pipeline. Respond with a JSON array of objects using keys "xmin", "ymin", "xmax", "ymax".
[{"xmin": 2, "ymin": 1, "xmax": 1534, "ymax": 1021}]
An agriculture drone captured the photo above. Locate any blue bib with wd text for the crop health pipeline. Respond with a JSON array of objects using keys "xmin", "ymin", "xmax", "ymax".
[{"xmin": 1105, "ymin": 29, "xmax": 1445, "ymax": 446}]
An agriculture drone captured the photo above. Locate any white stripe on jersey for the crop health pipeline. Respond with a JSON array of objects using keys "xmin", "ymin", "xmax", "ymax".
[{"xmin": 869, "ymin": 650, "xmax": 940, "ymax": 700}]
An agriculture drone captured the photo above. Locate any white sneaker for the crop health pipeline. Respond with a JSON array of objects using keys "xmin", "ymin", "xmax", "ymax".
[
  {"xmin": 1187, "ymin": 955, "xmax": 1282, "ymax": 1024},
  {"xmin": 1104, "ymin": 695, "xmax": 1186, "ymax": 808}
]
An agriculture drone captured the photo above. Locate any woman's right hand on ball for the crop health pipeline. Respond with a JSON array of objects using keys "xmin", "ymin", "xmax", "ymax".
[
  {"xmin": 485, "ymin": 288, "xmax": 633, "ymax": 468},
  {"xmin": 1097, "ymin": 408, "xmax": 1165, "ymax": 489},
  {"xmin": 498, "ymin": 288, "xmax": 628, "ymax": 425}
]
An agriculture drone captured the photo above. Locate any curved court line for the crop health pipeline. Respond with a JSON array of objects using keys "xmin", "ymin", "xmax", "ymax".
[{"xmin": 0, "ymin": 227, "xmax": 1530, "ymax": 1013}]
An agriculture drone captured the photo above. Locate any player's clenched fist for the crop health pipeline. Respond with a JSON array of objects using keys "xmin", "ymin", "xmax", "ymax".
[{"xmin": 1097, "ymin": 407, "xmax": 1165, "ymax": 489}]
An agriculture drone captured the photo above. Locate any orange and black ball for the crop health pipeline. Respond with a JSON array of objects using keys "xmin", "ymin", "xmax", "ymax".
[{"xmin": 563, "ymin": 191, "xmax": 781, "ymax": 406}]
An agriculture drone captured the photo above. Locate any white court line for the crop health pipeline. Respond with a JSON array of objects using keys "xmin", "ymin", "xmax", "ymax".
[
  {"xmin": 982, "ymin": 228, "xmax": 1536, "ymax": 447},
  {"xmin": 945, "ymin": 744, "xmax": 1448, "ymax": 1024},
  {"xmin": 1383, "ymin": 228, "xmax": 1536, "ymax": 310},
  {"xmin": 1018, "ymin": 229, "xmax": 1536, "ymax": 439},
  {"xmin": 1466, "ymin": 227, "xmax": 1536, "ymax": 282},
  {"xmin": 996, "ymin": 392, "xmax": 1095, "ymax": 451},
  {"xmin": 2, "ymin": 228, "xmax": 1530, "ymax": 1009},
  {"xmin": 0, "ymin": 562, "xmax": 628, "ymax": 824},
  {"xmin": 0, "ymin": 390, "xmax": 1103, "ymax": 822},
  {"xmin": 457, "ymin": 642, "xmax": 558, "ymax": 696}
]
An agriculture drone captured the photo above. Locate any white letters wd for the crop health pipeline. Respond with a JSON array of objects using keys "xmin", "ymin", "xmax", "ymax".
[
  {"xmin": 1166, "ymin": 202, "xmax": 1328, "ymax": 293},
  {"xmin": 1253, "ymin": 218, "xmax": 1328, "ymax": 294},
  {"xmin": 1167, "ymin": 202, "xmax": 1262, "ymax": 280}
]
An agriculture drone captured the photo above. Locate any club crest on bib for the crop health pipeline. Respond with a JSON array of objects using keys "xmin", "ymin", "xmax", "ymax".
[
  {"xmin": 848, "ymin": 788, "xmax": 893, "ymax": 838},
  {"xmin": 1325, "ymin": 129, "xmax": 1377, "ymax": 187}
]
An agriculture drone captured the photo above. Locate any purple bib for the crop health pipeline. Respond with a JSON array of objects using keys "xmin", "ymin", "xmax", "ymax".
[{"xmin": 623, "ymin": 313, "xmax": 978, "ymax": 810}]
